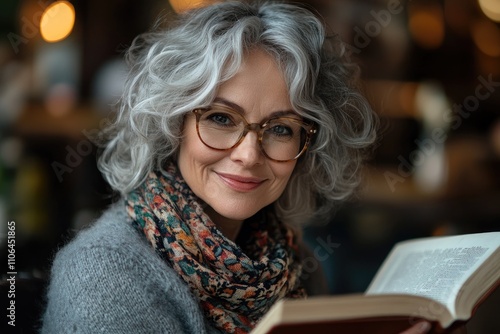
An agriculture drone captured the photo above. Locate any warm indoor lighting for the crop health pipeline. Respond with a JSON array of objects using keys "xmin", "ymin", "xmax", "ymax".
[
  {"xmin": 478, "ymin": 0, "xmax": 500, "ymax": 23},
  {"xmin": 472, "ymin": 19, "xmax": 500, "ymax": 57},
  {"xmin": 40, "ymin": 1, "xmax": 75, "ymax": 43},
  {"xmin": 169, "ymin": 0, "xmax": 209, "ymax": 13},
  {"xmin": 408, "ymin": 4, "xmax": 445, "ymax": 49}
]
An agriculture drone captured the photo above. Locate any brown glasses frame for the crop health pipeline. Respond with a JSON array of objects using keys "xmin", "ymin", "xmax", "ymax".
[{"xmin": 192, "ymin": 106, "xmax": 317, "ymax": 162}]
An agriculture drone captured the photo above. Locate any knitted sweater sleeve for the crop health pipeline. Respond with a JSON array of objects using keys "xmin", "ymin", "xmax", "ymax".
[{"xmin": 41, "ymin": 204, "xmax": 218, "ymax": 334}]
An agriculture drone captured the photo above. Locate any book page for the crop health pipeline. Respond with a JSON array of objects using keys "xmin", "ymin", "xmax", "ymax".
[{"xmin": 366, "ymin": 232, "xmax": 500, "ymax": 315}]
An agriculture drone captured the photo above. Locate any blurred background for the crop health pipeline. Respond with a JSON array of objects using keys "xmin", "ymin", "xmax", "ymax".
[{"xmin": 0, "ymin": 0, "xmax": 499, "ymax": 332}]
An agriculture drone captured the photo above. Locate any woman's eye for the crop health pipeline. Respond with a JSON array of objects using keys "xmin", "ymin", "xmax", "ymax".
[
  {"xmin": 207, "ymin": 113, "xmax": 234, "ymax": 126},
  {"xmin": 270, "ymin": 124, "xmax": 293, "ymax": 137}
]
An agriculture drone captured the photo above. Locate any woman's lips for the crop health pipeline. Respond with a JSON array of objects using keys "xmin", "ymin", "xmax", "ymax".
[{"xmin": 216, "ymin": 172, "xmax": 266, "ymax": 192}]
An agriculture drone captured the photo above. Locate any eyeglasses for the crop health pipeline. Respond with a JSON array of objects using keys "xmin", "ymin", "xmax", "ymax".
[{"xmin": 192, "ymin": 104, "xmax": 316, "ymax": 162}]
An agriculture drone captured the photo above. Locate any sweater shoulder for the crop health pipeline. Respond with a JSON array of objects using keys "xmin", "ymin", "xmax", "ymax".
[
  {"xmin": 42, "ymin": 202, "xmax": 214, "ymax": 333},
  {"xmin": 51, "ymin": 202, "xmax": 172, "ymax": 286},
  {"xmin": 66, "ymin": 202, "xmax": 141, "ymax": 250}
]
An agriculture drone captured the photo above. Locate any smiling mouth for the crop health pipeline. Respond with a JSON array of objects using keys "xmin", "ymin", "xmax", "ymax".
[{"xmin": 216, "ymin": 172, "xmax": 265, "ymax": 192}]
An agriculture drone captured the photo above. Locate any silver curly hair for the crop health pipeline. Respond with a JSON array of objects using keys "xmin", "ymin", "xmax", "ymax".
[{"xmin": 98, "ymin": 0, "xmax": 377, "ymax": 226}]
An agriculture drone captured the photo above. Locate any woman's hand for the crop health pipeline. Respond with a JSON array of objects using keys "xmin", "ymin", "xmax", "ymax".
[{"xmin": 399, "ymin": 321, "xmax": 467, "ymax": 334}]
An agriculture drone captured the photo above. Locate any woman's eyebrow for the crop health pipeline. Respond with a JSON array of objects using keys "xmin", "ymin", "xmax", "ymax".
[
  {"xmin": 212, "ymin": 97, "xmax": 298, "ymax": 118},
  {"xmin": 212, "ymin": 97, "xmax": 244, "ymax": 114}
]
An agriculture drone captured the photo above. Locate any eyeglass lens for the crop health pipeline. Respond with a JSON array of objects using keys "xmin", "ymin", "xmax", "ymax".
[{"xmin": 197, "ymin": 108, "xmax": 308, "ymax": 161}]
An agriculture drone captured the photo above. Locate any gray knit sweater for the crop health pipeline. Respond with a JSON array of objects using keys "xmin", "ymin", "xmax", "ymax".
[
  {"xmin": 41, "ymin": 203, "xmax": 221, "ymax": 333},
  {"xmin": 42, "ymin": 203, "xmax": 327, "ymax": 333}
]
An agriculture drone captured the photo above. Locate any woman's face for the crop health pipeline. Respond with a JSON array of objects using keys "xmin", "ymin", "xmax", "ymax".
[{"xmin": 177, "ymin": 49, "xmax": 297, "ymax": 227}]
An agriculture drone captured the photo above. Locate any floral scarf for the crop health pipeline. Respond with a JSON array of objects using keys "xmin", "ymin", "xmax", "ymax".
[{"xmin": 125, "ymin": 162, "xmax": 306, "ymax": 333}]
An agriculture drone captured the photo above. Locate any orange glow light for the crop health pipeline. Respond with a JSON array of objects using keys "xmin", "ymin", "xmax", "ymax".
[
  {"xmin": 169, "ymin": 0, "xmax": 209, "ymax": 13},
  {"xmin": 40, "ymin": 1, "xmax": 75, "ymax": 43},
  {"xmin": 409, "ymin": 5, "xmax": 445, "ymax": 49},
  {"xmin": 472, "ymin": 19, "xmax": 500, "ymax": 57}
]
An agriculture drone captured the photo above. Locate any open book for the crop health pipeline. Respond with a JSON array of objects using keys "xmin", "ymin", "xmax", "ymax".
[{"xmin": 252, "ymin": 231, "xmax": 500, "ymax": 334}]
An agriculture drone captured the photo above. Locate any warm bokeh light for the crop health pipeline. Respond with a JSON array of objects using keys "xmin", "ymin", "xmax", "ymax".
[
  {"xmin": 409, "ymin": 5, "xmax": 445, "ymax": 49},
  {"xmin": 478, "ymin": 0, "xmax": 500, "ymax": 22},
  {"xmin": 40, "ymin": 1, "xmax": 76, "ymax": 43},
  {"xmin": 471, "ymin": 19, "xmax": 500, "ymax": 57},
  {"xmin": 398, "ymin": 82, "xmax": 418, "ymax": 117},
  {"xmin": 169, "ymin": 0, "xmax": 209, "ymax": 13}
]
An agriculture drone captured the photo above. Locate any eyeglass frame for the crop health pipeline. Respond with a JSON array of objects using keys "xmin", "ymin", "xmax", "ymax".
[{"xmin": 191, "ymin": 105, "xmax": 317, "ymax": 162}]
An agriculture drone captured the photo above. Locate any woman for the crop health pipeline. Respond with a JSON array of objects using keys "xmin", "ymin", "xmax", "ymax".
[{"xmin": 42, "ymin": 1, "xmax": 438, "ymax": 333}]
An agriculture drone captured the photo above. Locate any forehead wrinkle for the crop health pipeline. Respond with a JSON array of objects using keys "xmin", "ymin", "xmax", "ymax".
[{"xmin": 213, "ymin": 97, "xmax": 297, "ymax": 118}]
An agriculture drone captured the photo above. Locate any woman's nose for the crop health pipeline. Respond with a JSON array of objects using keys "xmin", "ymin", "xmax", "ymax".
[{"xmin": 229, "ymin": 131, "xmax": 265, "ymax": 166}]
